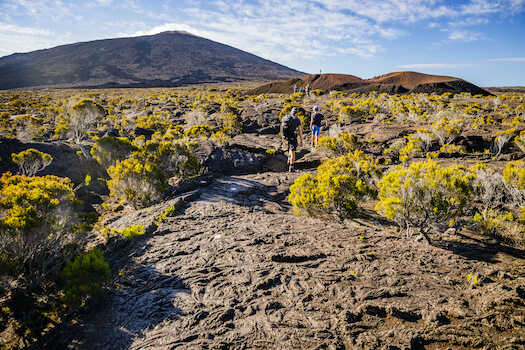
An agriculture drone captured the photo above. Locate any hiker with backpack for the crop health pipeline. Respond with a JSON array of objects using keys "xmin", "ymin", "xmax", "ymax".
[
  {"xmin": 310, "ymin": 105, "xmax": 328, "ymax": 149},
  {"xmin": 281, "ymin": 107, "xmax": 303, "ymax": 172}
]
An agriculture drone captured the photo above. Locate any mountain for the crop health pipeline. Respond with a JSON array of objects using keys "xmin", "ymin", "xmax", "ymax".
[
  {"xmin": 248, "ymin": 72, "xmax": 493, "ymax": 96},
  {"xmin": 0, "ymin": 31, "xmax": 306, "ymax": 90}
]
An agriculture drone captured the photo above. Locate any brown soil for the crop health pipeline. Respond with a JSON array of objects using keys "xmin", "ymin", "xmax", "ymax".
[
  {"xmin": 247, "ymin": 72, "xmax": 492, "ymax": 96},
  {"xmin": 367, "ymin": 72, "xmax": 460, "ymax": 90}
]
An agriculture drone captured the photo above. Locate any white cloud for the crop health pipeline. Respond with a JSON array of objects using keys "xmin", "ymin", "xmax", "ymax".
[
  {"xmin": 164, "ymin": 1, "xmax": 392, "ymax": 63},
  {"xmin": 460, "ymin": 0, "xmax": 501, "ymax": 15},
  {"xmin": 128, "ymin": 23, "xmax": 203, "ymax": 37},
  {"xmin": 315, "ymin": 0, "xmax": 456, "ymax": 23},
  {"xmin": 488, "ymin": 57, "xmax": 525, "ymax": 62},
  {"xmin": 447, "ymin": 29, "xmax": 483, "ymax": 42},
  {"xmin": 5, "ymin": 0, "xmax": 73, "ymax": 22},
  {"xmin": 0, "ymin": 23, "xmax": 57, "ymax": 56}
]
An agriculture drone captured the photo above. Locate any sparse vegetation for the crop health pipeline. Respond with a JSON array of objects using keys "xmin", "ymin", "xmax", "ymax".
[{"xmin": 1, "ymin": 84, "xmax": 525, "ymax": 349}]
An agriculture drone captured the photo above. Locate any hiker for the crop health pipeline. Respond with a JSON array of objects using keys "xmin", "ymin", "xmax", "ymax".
[
  {"xmin": 310, "ymin": 105, "xmax": 328, "ymax": 148},
  {"xmin": 281, "ymin": 107, "xmax": 303, "ymax": 172},
  {"xmin": 293, "ymin": 84, "xmax": 298, "ymax": 94},
  {"xmin": 305, "ymin": 84, "xmax": 311, "ymax": 96}
]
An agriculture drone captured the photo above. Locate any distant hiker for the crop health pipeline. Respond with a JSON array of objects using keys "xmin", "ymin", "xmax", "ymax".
[
  {"xmin": 281, "ymin": 107, "xmax": 303, "ymax": 172},
  {"xmin": 310, "ymin": 105, "xmax": 328, "ymax": 149},
  {"xmin": 299, "ymin": 87, "xmax": 305, "ymax": 93},
  {"xmin": 305, "ymin": 84, "xmax": 311, "ymax": 96},
  {"xmin": 293, "ymin": 85, "xmax": 298, "ymax": 94}
]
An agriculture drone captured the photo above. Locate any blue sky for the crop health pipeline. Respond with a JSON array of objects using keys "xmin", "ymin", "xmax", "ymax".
[{"xmin": 0, "ymin": 0, "xmax": 524, "ymax": 87}]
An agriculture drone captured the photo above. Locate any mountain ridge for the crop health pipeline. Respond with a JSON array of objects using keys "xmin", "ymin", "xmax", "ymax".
[
  {"xmin": 0, "ymin": 31, "xmax": 306, "ymax": 90},
  {"xmin": 248, "ymin": 71, "xmax": 493, "ymax": 96}
]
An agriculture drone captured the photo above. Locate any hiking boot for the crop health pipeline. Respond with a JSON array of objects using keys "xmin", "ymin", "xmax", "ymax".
[{"xmin": 288, "ymin": 164, "xmax": 295, "ymax": 172}]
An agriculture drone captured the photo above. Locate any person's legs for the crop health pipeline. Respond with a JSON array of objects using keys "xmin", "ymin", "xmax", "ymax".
[
  {"xmin": 312, "ymin": 126, "xmax": 320, "ymax": 148},
  {"xmin": 288, "ymin": 139, "xmax": 298, "ymax": 171},
  {"xmin": 288, "ymin": 150, "xmax": 296, "ymax": 171}
]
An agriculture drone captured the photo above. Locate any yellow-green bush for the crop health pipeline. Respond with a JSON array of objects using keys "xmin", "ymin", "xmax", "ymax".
[
  {"xmin": 317, "ymin": 131, "xmax": 362, "ymax": 157},
  {"xmin": 289, "ymin": 150, "xmax": 380, "ymax": 221},
  {"xmin": 439, "ymin": 144, "xmax": 464, "ymax": 154},
  {"xmin": 184, "ymin": 124, "xmax": 214, "ymax": 138},
  {"xmin": 503, "ymin": 160, "xmax": 525, "ymax": 189},
  {"xmin": 431, "ymin": 116, "xmax": 464, "ymax": 146},
  {"xmin": 375, "ymin": 159, "xmax": 475, "ymax": 243},
  {"xmin": 90, "ymin": 137, "xmax": 139, "ymax": 169},
  {"xmin": 107, "ymin": 157, "xmax": 168, "ymax": 209},
  {"xmin": 0, "ymin": 172, "xmax": 82, "ymax": 286},
  {"xmin": 399, "ymin": 137, "xmax": 423, "ymax": 164},
  {"xmin": 210, "ymin": 130, "xmax": 231, "ymax": 146},
  {"xmin": 107, "ymin": 224, "xmax": 146, "ymax": 239},
  {"xmin": 163, "ymin": 125, "xmax": 184, "ymax": 140},
  {"xmin": 338, "ymin": 105, "xmax": 365, "ymax": 125},
  {"xmin": 143, "ymin": 140, "xmax": 199, "ymax": 179},
  {"xmin": 11, "ymin": 148, "xmax": 53, "ymax": 176},
  {"xmin": 13, "ymin": 115, "xmax": 47, "ymax": 142},
  {"xmin": 503, "ymin": 160, "xmax": 525, "ymax": 223},
  {"xmin": 287, "ymin": 92, "xmax": 305, "ymax": 103},
  {"xmin": 0, "ymin": 112, "xmax": 14, "ymax": 137},
  {"xmin": 136, "ymin": 112, "xmax": 172, "ymax": 133},
  {"xmin": 219, "ymin": 113, "xmax": 243, "ymax": 136}
]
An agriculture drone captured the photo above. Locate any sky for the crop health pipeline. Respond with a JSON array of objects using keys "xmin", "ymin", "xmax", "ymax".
[{"xmin": 0, "ymin": 0, "xmax": 524, "ymax": 87}]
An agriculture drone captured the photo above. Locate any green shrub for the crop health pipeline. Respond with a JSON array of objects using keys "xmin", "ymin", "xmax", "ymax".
[
  {"xmin": 143, "ymin": 140, "xmax": 199, "ymax": 179},
  {"xmin": 61, "ymin": 247, "xmax": 110, "ymax": 307},
  {"xmin": 219, "ymin": 113, "xmax": 243, "ymax": 136},
  {"xmin": 119, "ymin": 224, "xmax": 145, "ymax": 239},
  {"xmin": 210, "ymin": 130, "xmax": 231, "ymax": 146},
  {"xmin": 0, "ymin": 112, "xmax": 14, "ymax": 137},
  {"xmin": 0, "ymin": 172, "xmax": 82, "ymax": 286},
  {"xmin": 317, "ymin": 131, "xmax": 362, "ymax": 157},
  {"xmin": 504, "ymin": 160, "xmax": 525, "ymax": 190},
  {"xmin": 338, "ymin": 105, "xmax": 365, "ymax": 125},
  {"xmin": 184, "ymin": 124, "xmax": 214, "ymax": 138},
  {"xmin": 431, "ymin": 116, "xmax": 464, "ymax": 146},
  {"xmin": 136, "ymin": 112, "xmax": 172, "ymax": 133},
  {"xmin": 54, "ymin": 98, "xmax": 105, "ymax": 157},
  {"xmin": 155, "ymin": 206, "xmax": 176, "ymax": 224},
  {"xmin": 289, "ymin": 150, "xmax": 380, "ymax": 221},
  {"xmin": 514, "ymin": 130, "xmax": 525, "ymax": 153},
  {"xmin": 375, "ymin": 159, "xmax": 475, "ymax": 244},
  {"xmin": 11, "ymin": 148, "xmax": 53, "ymax": 176},
  {"xmin": 90, "ymin": 137, "xmax": 140, "ymax": 168},
  {"xmin": 107, "ymin": 157, "xmax": 168, "ymax": 209}
]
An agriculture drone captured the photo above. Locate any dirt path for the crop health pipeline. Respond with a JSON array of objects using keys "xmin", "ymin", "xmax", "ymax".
[{"xmin": 35, "ymin": 172, "xmax": 525, "ymax": 349}]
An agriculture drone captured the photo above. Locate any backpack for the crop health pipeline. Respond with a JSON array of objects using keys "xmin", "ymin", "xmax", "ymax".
[{"xmin": 281, "ymin": 114, "xmax": 296, "ymax": 140}]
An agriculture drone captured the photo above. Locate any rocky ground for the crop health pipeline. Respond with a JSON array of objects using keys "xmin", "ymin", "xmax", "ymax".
[
  {"xmin": 33, "ymin": 164, "xmax": 525, "ymax": 349},
  {"xmin": 2, "ymin": 91, "xmax": 523, "ymax": 349}
]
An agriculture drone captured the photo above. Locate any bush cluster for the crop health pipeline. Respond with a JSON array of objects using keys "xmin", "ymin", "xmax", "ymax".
[
  {"xmin": 289, "ymin": 150, "xmax": 380, "ymax": 221},
  {"xmin": 0, "ymin": 172, "xmax": 83, "ymax": 286}
]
